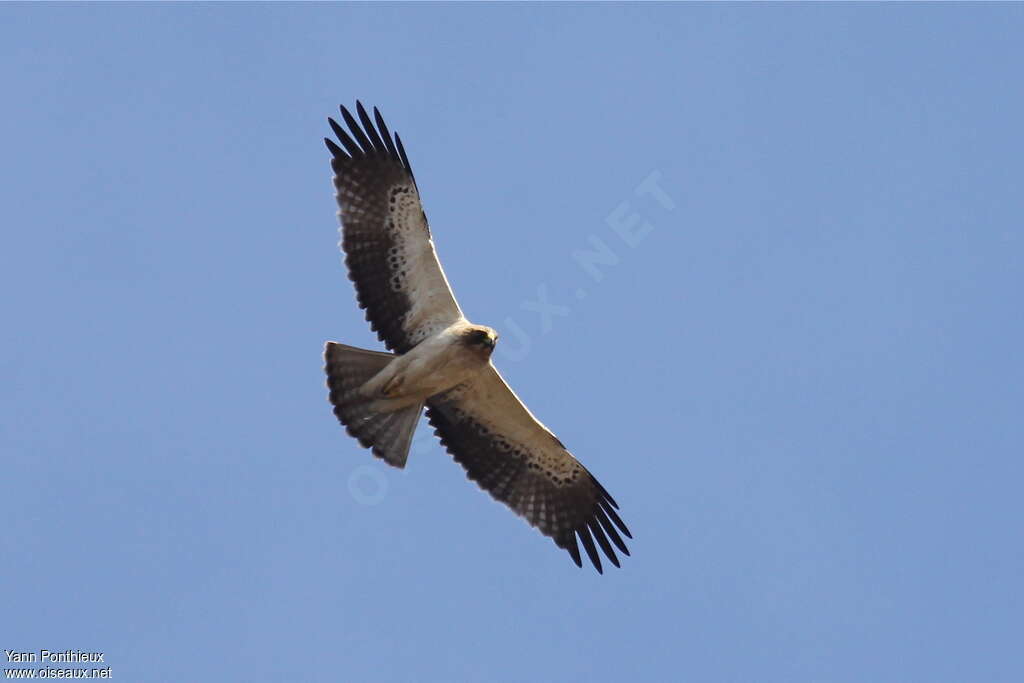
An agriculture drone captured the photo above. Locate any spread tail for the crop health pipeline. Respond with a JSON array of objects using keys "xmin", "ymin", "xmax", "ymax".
[{"xmin": 324, "ymin": 341, "xmax": 423, "ymax": 468}]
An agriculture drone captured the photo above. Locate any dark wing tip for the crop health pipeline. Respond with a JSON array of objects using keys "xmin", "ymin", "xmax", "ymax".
[
  {"xmin": 328, "ymin": 116, "xmax": 363, "ymax": 158},
  {"xmin": 324, "ymin": 137, "xmax": 345, "ymax": 158},
  {"xmin": 394, "ymin": 132, "xmax": 416, "ymax": 183},
  {"xmin": 588, "ymin": 518, "xmax": 620, "ymax": 568},
  {"xmin": 595, "ymin": 507, "xmax": 630, "ymax": 556},
  {"xmin": 599, "ymin": 498, "xmax": 632, "ymax": 539},
  {"xmin": 328, "ymin": 103, "xmax": 413, "ymax": 183},
  {"xmin": 592, "ymin": 476, "xmax": 619, "ymax": 509},
  {"xmin": 340, "ymin": 104, "xmax": 375, "ymax": 156},
  {"xmin": 373, "ymin": 106, "xmax": 400, "ymax": 160},
  {"xmin": 356, "ymin": 101, "xmax": 387, "ymax": 154},
  {"xmin": 565, "ymin": 535, "xmax": 583, "ymax": 568},
  {"xmin": 577, "ymin": 525, "xmax": 603, "ymax": 574}
]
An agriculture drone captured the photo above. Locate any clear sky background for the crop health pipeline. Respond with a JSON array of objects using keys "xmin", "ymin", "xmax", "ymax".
[{"xmin": 2, "ymin": 4, "xmax": 1022, "ymax": 682}]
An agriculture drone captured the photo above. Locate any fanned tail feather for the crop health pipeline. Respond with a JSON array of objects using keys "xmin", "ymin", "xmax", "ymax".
[{"xmin": 324, "ymin": 341, "xmax": 423, "ymax": 468}]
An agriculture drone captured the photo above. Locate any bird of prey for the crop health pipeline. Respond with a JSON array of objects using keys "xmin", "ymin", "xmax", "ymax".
[{"xmin": 323, "ymin": 102, "xmax": 631, "ymax": 572}]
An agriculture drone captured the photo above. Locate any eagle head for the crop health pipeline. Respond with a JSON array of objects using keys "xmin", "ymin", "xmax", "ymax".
[{"xmin": 463, "ymin": 326, "xmax": 499, "ymax": 354}]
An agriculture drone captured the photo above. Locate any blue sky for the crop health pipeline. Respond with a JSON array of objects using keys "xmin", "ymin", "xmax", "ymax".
[{"xmin": 2, "ymin": 4, "xmax": 1022, "ymax": 682}]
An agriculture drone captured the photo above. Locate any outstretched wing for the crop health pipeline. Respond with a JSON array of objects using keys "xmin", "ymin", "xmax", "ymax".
[
  {"xmin": 326, "ymin": 102, "xmax": 463, "ymax": 353},
  {"xmin": 426, "ymin": 365, "xmax": 632, "ymax": 573}
]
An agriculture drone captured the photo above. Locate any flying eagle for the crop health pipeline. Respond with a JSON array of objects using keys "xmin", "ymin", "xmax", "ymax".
[{"xmin": 323, "ymin": 102, "xmax": 631, "ymax": 572}]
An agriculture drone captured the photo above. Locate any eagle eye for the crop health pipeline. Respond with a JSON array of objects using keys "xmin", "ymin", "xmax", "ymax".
[{"xmin": 470, "ymin": 329, "xmax": 494, "ymax": 347}]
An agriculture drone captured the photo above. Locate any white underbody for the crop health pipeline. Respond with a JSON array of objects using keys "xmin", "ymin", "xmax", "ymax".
[{"xmin": 360, "ymin": 321, "xmax": 491, "ymax": 411}]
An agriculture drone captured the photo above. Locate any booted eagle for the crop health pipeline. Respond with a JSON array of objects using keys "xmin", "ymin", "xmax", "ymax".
[{"xmin": 323, "ymin": 102, "xmax": 631, "ymax": 572}]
